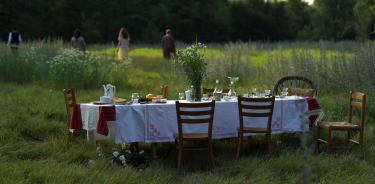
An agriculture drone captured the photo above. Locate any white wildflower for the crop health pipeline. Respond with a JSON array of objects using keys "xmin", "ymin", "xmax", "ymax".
[
  {"xmin": 125, "ymin": 150, "xmax": 131, "ymax": 154},
  {"xmin": 122, "ymin": 160, "xmax": 127, "ymax": 166},
  {"xmin": 119, "ymin": 155, "xmax": 125, "ymax": 161},
  {"xmin": 113, "ymin": 151, "xmax": 119, "ymax": 157},
  {"xmin": 139, "ymin": 150, "xmax": 144, "ymax": 155}
]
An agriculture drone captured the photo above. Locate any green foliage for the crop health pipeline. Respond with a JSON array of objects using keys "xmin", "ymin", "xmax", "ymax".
[
  {"xmin": 174, "ymin": 42, "xmax": 207, "ymax": 87},
  {"xmin": 3, "ymin": 0, "xmax": 375, "ymax": 42},
  {"xmin": 48, "ymin": 49, "xmax": 101, "ymax": 88},
  {"xmin": 1, "ymin": 41, "xmax": 375, "ymax": 183}
]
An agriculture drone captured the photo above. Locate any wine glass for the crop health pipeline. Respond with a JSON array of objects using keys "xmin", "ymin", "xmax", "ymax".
[
  {"xmin": 251, "ymin": 88, "xmax": 257, "ymax": 97},
  {"xmin": 281, "ymin": 87, "xmax": 288, "ymax": 97},
  {"xmin": 265, "ymin": 89, "xmax": 271, "ymax": 97},
  {"xmin": 178, "ymin": 92, "xmax": 185, "ymax": 100},
  {"xmin": 131, "ymin": 93, "xmax": 139, "ymax": 103}
]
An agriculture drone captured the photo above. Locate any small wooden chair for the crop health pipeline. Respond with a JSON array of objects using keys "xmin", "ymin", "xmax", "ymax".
[
  {"xmin": 63, "ymin": 88, "xmax": 77, "ymax": 137},
  {"xmin": 273, "ymin": 76, "xmax": 316, "ymax": 96},
  {"xmin": 161, "ymin": 85, "xmax": 168, "ymax": 98},
  {"xmin": 315, "ymin": 92, "xmax": 366, "ymax": 152},
  {"xmin": 236, "ymin": 96, "xmax": 275, "ymax": 159},
  {"xmin": 175, "ymin": 100, "xmax": 216, "ymax": 169},
  {"xmin": 203, "ymin": 87, "xmax": 230, "ymax": 96}
]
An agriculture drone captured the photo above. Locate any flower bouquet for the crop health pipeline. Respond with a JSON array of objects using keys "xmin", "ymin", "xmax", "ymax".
[{"xmin": 173, "ymin": 42, "xmax": 207, "ymax": 101}]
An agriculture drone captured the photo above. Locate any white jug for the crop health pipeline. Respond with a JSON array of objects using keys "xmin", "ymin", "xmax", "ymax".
[{"xmin": 103, "ymin": 84, "xmax": 116, "ymax": 99}]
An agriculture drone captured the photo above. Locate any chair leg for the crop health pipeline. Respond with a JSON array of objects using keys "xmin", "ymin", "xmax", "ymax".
[
  {"xmin": 266, "ymin": 133, "xmax": 272, "ymax": 158},
  {"xmin": 315, "ymin": 126, "xmax": 321, "ymax": 153},
  {"xmin": 327, "ymin": 129, "xmax": 332, "ymax": 152},
  {"xmin": 359, "ymin": 129, "xmax": 364, "ymax": 146},
  {"xmin": 236, "ymin": 131, "xmax": 243, "ymax": 160},
  {"xmin": 347, "ymin": 130, "xmax": 351, "ymax": 143},
  {"xmin": 177, "ymin": 140, "xmax": 183, "ymax": 169},
  {"xmin": 208, "ymin": 139, "xmax": 215, "ymax": 168}
]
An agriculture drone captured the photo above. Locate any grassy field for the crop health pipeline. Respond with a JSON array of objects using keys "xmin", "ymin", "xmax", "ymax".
[{"xmin": 0, "ymin": 41, "xmax": 375, "ymax": 183}]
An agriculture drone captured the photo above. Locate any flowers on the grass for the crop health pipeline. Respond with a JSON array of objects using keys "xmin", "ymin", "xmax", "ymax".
[{"xmin": 112, "ymin": 147, "xmax": 149, "ymax": 168}]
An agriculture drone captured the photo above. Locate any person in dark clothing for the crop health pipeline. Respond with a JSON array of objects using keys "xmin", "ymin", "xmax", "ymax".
[
  {"xmin": 71, "ymin": 29, "xmax": 86, "ymax": 52},
  {"xmin": 7, "ymin": 27, "xmax": 22, "ymax": 52},
  {"xmin": 161, "ymin": 29, "xmax": 176, "ymax": 59}
]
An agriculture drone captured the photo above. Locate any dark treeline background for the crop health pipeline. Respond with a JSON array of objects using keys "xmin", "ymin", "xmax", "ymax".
[{"xmin": 0, "ymin": 0, "xmax": 374, "ymax": 43}]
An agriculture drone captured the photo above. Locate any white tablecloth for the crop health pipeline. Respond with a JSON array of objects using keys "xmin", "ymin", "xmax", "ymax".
[
  {"xmin": 80, "ymin": 104, "xmax": 116, "ymax": 141},
  {"xmin": 112, "ymin": 96, "xmax": 309, "ymax": 143}
]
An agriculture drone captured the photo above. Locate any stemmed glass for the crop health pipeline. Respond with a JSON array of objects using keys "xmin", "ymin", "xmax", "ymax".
[
  {"xmin": 250, "ymin": 88, "xmax": 257, "ymax": 97},
  {"xmin": 227, "ymin": 76, "xmax": 239, "ymax": 97},
  {"xmin": 131, "ymin": 93, "xmax": 140, "ymax": 103},
  {"xmin": 265, "ymin": 89, "xmax": 271, "ymax": 97},
  {"xmin": 281, "ymin": 88, "xmax": 288, "ymax": 97},
  {"xmin": 178, "ymin": 92, "xmax": 185, "ymax": 100}
]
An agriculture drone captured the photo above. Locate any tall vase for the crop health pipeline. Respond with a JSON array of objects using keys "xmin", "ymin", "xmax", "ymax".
[{"xmin": 193, "ymin": 83, "xmax": 201, "ymax": 101}]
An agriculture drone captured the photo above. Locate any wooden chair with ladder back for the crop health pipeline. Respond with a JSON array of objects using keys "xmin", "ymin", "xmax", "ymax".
[
  {"xmin": 236, "ymin": 96, "xmax": 275, "ymax": 159},
  {"xmin": 273, "ymin": 76, "xmax": 316, "ymax": 96},
  {"xmin": 63, "ymin": 88, "xmax": 78, "ymax": 138},
  {"xmin": 175, "ymin": 100, "xmax": 216, "ymax": 169},
  {"xmin": 315, "ymin": 92, "xmax": 366, "ymax": 152}
]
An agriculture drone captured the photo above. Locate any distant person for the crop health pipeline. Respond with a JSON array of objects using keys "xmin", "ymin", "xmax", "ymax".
[
  {"xmin": 7, "ymin": 27, "xmax": 22, "ymax": 52},
  {"xmin": 71, "ymin": 29, "xmax": 86, "ymax": 52},
  {"xmin": 161, "ymin": 29, "xmax": 176, "ymax": 59},
  {"xmin": 117, "ymin": 27, "xmax": 130, "ymax": 60}
]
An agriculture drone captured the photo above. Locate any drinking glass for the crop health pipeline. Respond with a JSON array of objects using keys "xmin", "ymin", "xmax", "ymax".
[
  {"xmin": 251, "ymin": 88, "xmax": 257, "ymax": 97},
  {"xmin": 131, "ymin": 93, "xmax": 140, "ymax": 103},
  {"xmin": 202, "ymin": 94, "xmax": 209, "ymax": 101},
  {"xmin": 178, "ymin": 92, "xmax": 185, "ymax": 100},
  {"xmin": 265, "ymin": 89, "xmax": 271, "ymax": 97}
]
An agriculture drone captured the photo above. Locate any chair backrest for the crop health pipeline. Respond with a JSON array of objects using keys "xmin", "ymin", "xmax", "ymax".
[
  {"xmin": 348, "ymin": 92, "xmax": 366, "ymax": 128},
  {"xmin": 161, "ymin": 85, "xmax": 168, "ymax": 98},
  {"xmin": 203, "ymin": 88, "xmax": 230, "ymax": 96},
  {"xmin": 175, "ymin": 101, "xmax": 216, "ymax": 139},
  {"xmin": 237, "ymin": 96, "xmax": 275, "ymax": 131},
  {"xmin": 63, "ymin": 88, "xmax": 76, "ymax": 127},
  {"xmin": 273, "ymin": 76, "xmax": 316, "ymax": 96}
]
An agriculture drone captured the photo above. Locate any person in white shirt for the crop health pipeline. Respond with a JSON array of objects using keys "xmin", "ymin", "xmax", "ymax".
[
  {"xmin": 117, "ymin": 27, "xmax": 131, "ymax": 60},
  {"xmin": 7, "ymin": 27, "xmax": 22, "ymax": 52}
]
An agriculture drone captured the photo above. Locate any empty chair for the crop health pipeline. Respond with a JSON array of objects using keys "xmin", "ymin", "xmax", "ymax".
[
  {"xmin": 175, "ymin": 100, "xmax": 216, "ymax": 168},
  {"xmin": 63, "ymin": 88, "xmax": 77, "ymax": 137},
  {"xmin": 315, "ymin": 92, "xmax": 366, "ymax": 152},
  {"xmin": 236, "ymin": 96, "xmax": 275, "ymax": 159},
  {"xmin": 273, "ymin": 76, "xmax": 316, "ymax": 96}
]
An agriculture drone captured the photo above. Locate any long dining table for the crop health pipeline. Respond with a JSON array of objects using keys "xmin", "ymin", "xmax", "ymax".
[{"xmin": 79, "ymin": 96, "xmax": 316, "ymax": 144}]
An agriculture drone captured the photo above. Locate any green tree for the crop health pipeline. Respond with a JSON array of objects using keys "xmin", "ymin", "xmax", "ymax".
[{"xmin": 353, "ymin": 0, "xmax": 375, "ymax": 40}]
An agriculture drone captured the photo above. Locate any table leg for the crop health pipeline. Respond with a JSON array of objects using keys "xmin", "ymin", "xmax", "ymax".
[{"xmin": 151, "ymin": 143, "xmax": 157, "ymax": 159}]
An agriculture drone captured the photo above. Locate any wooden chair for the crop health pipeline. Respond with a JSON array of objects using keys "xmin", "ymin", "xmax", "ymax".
[
  {"xmin": 315, "ymin": 92, "xmax": 366, "ymax": 152},
  {"xmin": 236, "ymin": 96, "xmax": 275, "ymax": 159},
  {"xmin": 273, "ymin": 76, "xmax": 316, "ymax": 96},
  {"xmin": 175, "ymin": 100, "xmax": 216, "ymax": 169},
  {"xmin": 203, "ymin": 87, "xmax": 230, "ymax": 96},
  {"xmin": 63, "ymin": 88, "xmax": 77, "ymax": 137},
  {"xmin": 161, "ymin": 85, "xmax": 168, "ymax": 98}
]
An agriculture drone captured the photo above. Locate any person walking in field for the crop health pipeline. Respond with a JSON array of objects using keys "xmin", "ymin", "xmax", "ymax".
[
  {"xmin": 117, "ymin": 27, "xmax": 131, "ymax": 60},
  {"xmin": 71, "ymin": 29, "xmax": 86, "ymax": 52},
  {"xmin": 161, "ymin": 29, "xmax": 176, "ymax": 59},
  {"xmin": 7, "ymin": 27, "xmax": 22, "ymax": 52}
]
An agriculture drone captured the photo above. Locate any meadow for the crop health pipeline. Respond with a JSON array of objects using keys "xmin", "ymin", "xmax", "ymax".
[{"xmin": 0, "ymin": 41, "xmax": 375, "ymax": 183}]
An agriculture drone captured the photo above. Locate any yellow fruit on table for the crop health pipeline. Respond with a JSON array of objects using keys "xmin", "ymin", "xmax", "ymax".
[{"xmin": 146, "ymin": 94, "xmax": 154, "ymax": 99}]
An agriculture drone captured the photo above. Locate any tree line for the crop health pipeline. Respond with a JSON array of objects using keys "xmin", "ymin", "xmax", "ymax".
[{"xmin": 0, "ymin": 0, "xmax": 374, "ymax": 44}]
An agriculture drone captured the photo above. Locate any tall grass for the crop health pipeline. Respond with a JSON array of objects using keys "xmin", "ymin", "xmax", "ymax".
[{"xmin": 1, "ymin": 41, "xmax": 375, "ymax": 183}]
